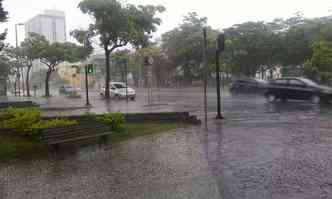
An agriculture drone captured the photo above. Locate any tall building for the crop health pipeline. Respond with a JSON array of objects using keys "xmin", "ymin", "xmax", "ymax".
[{"xmin": 25, "ymin": 9, "xmax": 66, "ymax": 43}]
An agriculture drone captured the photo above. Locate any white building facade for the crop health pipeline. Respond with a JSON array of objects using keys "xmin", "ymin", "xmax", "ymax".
[{"xmin": 25, "ymin": 9, "xmax": 66, "ymax": 43}]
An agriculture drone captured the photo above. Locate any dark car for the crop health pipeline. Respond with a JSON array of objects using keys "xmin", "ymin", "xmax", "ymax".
[
  {"xmin": 230, "ymin": 78, "xmax": 268, "ymax": 95},
  {"xmin": 265, "ymin": 77, "xmax": 332, "ymax": 103}
]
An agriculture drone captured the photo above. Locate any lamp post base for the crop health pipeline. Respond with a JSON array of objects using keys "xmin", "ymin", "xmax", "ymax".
[{"xmin": 216, "ymin": 114, "xmax": 225, "ymax": 120}]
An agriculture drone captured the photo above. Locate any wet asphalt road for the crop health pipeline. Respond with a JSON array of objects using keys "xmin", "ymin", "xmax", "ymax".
[{"xmin": 1, "ymin": 87, "xmax": 332, "ymax": 199}]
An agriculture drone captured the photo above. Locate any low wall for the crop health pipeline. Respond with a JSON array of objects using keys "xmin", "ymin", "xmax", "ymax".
[
  {"xmin": 44, "ymin": 112, "xmax": 201, "ymax": 125},
  {"xmin": 0, "ymin": 101, "xmax": 39, "ymax": 109}
]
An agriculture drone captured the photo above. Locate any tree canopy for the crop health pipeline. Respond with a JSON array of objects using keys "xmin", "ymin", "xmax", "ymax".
[
  {"xmin": 161, "ymin": 12, "xmax": 218, "ymax": 84},
  {"xmin": 0, "ymin": 0, "xmax": 8, "ymax": 51},
  {"xmin": 77, "ymin": 0, "xmax": 165, "ymax": 98},
  {"xmin": 19, "ymin": 33, "xmax": 91, "ymax": 97}
]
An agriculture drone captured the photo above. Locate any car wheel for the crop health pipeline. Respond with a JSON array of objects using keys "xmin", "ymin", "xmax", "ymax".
[
  {"xmin": 310, "ymin": 94, "xmax": 320, "ymax": 104},
  {"xmin": 130, "ymin": 97, "xmax": 135, "ymax": 101},
  {"xmin": 266, "ymin": 93, "xmax": 276, "ymax": 102}
]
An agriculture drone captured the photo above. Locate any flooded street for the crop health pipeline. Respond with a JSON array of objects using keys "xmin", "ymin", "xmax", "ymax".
[{"xmin": 1, "ymin": 88, "xmax": 332, "ymax": 198}]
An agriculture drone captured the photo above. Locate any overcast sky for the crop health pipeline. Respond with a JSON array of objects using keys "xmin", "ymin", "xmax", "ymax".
[{"xmin": 1, "ymin": 0, "xmax": 332, "ymax": 46}]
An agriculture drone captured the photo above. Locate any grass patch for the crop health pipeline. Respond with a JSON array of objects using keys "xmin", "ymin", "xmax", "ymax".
[
  {"xmin": 110, "ymin": 122, "xmax": 188, "ymax": 144},
  {"xmin": 0, "ymin": 134, "xmax": 48, "ymax": 161}
]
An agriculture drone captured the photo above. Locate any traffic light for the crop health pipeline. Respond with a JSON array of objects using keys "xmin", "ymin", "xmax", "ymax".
[{"xmin": 87, "ymin": 64, "xmax": 94, "ymax": 74}]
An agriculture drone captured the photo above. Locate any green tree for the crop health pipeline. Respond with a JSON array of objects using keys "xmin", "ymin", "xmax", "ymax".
[
  {"xmin": 278, "ymin": 15, "xmax": 327, "ymax": 76},
  {"xmin": 0, "ymin": 55, "xmax": 12, "ymax": 95},
  {"xmin": 161, "ymin": 12, "xmax": 218, "ymax": 84},
  {"xmin": 6, "ymin": 33, "xmax": 46, "ymax": 96},
  {"xmin": 34, "ymin": 36, "xmax": 89, "ymax": 97},
  {"xmin": 70, "ymin": 28, "xmax": 94, "ymax": 56},
  {"xmin": 20, "ymin": 33, "xmax": 46, "ymax": 96},
  {"xmin": 0, "ymin": 0, "xmax": 8, "ymax": 51},
  {"xmin": 77, "ymin": 0, "xmax": 165, "ymax": 98},
  {"xmin": 304, "ymin": 40, "xmax": 332, "ymax": 84},
  {"xmin": 223, "ymin": 21, "xmax": 283, "ymax": 77},
  {"xmin": 3, "ymin": 46, "xmax": 25, "ymax": 95}
]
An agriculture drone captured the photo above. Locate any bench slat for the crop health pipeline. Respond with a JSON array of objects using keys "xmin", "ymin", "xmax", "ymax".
[
  {"xmin": 43, "ymin": 125, "xmax": 109, "ymax": 135},
  {"xmin": 43, "ymin": 128, "xmax": 110, "ymax": 140},
  {"xmin": 47, "ymin": 132, "xmax": 112, "ymax": 145},
  {"xmin": 43, "ymin": 124, "xmax": 109, "ymax": 134}
]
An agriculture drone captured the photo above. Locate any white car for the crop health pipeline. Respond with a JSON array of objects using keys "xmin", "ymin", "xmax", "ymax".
[
  {"xmin": 59, "ymin": 85, "xmax": 81, "ymax": 97},
  {"xmin": 100, "ymin": 82, "xmax": 136, "ymax": 100}
]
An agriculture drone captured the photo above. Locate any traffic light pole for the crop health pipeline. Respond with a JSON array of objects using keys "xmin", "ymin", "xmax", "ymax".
[
  {"xmin": 216, "ymin": 51, "xmax": 224, "ymax": 119},
  {"xmin": 85, "ymin": 65, "xmax": 91, "ymax": 106},
  {"xmin": 216, "ymin": 33, "xmax": 225, "ymax": 120}
]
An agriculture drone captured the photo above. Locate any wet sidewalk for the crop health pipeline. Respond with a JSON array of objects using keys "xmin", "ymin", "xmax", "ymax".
[
  {"xmin": 2, "ymin": 89, "xmax": 332, "ymax": 198},
  {"xmin": 0, "ymin": 126, "xmax": 222, "ymax": 199}
]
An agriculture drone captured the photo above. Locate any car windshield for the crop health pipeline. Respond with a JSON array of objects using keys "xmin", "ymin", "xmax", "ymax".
[
  {"xmin": 255, "ymin": 79, "xmax": 267, "ymax": 84},
  {"xmin": 300, "ymin": 78, "xmax": 318, "ymax": 86},
  {"xmin": 63, "ymin": 86, "xmax": 74, "ymax": 89},
  {"xmin": 112, "ymin": 83, "xmax": 127, "ymax": 89}
]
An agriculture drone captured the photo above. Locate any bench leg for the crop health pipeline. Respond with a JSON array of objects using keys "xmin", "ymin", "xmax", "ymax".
[
  {"xmin": 98, "ymin": 135, "xmax": 109, "ymax": 146},
  {"xmin": 50, "ymin": 144, "xmax": 59, "ymax": 157}
]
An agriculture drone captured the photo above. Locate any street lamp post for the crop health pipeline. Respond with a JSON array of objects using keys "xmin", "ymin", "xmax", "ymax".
[
  {"xmin": 15, "ymin": 23, "xmax": 24, "ymax": 47},
  {"xmin": 15, "ymin": 23, "xmax": 24, "ymax": 97}
]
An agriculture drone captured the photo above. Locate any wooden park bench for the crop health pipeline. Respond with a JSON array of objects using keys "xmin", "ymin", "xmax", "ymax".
[{"xmin": 41, "ymin": 121, "xmax": 111, "ymax": 150}]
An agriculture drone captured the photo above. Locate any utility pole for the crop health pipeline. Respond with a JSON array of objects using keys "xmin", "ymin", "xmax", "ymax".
[
  {"xmin": 203, "ymin": 28, "xmax": 208, "ymax": 129},
  {"xmin": 15, "ymin": 23, "xmax": 24, "ymax": 97},
  {"xmin": 216, "ymin": 33, "xmax": 225, "ymax": 119}
]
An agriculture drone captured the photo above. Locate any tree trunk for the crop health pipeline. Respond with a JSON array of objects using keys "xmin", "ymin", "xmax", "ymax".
[
  {"xmin": 269, "ymin": 68, "xmax": 274, "ymax": 79},
  {"xmin": 261, "ymin": 66, "xmax": 264, "ymax": 80},
  {"xmin": 14, "ymin": 78, "xmax": 17, "ymax": 96},
  {"xmin": 26, "ymin": 65, "xmax": 32, "ymax": 97},
  {"xmin": 21, "ymin": 67, "xmax": 25, "ymax": 96},
  {"xmin": 105, "ymin": 49, "xmax": 111, "ymax": 98},
  {"xmin": 45, "ymin": 69, "xmax": 52, "ymax": 97},
  {"xmin": 4, "ymin": 78, "xmax": 7, "ymax": 96}
]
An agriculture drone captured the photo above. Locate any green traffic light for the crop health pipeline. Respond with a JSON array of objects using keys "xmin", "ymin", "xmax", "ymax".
[{"xmin": 87, "ymin": 64, "xmax": 94, "ymax": 74}]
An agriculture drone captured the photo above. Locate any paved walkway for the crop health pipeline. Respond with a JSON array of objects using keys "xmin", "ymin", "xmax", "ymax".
[{"xmin": 0, "ymin": 125, "xmax": 222, "ymax": 199}]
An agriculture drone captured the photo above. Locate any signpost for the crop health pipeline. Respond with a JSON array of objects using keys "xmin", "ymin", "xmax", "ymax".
[
  {"xmin": 144, "ymin": 56, "xmax": 154, "ymax": 105},
  {"xmin": 123, "ymin": 59, "xmax": 128, "ymax": 102},
  {"xmin": 203, "ymin": 28, "xmax": 208, "ymax": 129}
]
